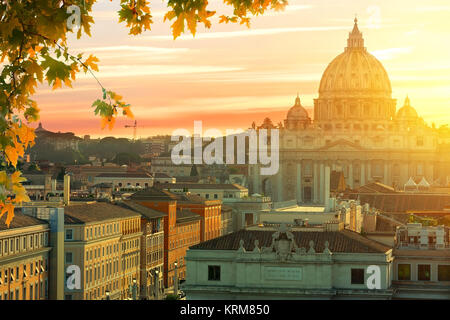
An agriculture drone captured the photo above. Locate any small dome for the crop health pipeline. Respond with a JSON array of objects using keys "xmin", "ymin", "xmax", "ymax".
[
  {"xmin": 287, "ymin": 95, "xmax": 309, "ymax": 120},
  {"xmin": 396, "ymin": 96, "xmax": 418, "ymax": 120}
]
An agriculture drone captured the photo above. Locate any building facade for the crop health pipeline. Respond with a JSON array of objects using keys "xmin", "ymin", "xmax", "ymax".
[
  {"xmin": 119, "ymin": 200, "xmax": 165, "ymax": 299},
  {"xmin": 63, "ymin": 202, "xmax": 142, "ymax": 300},
  {"xmin": 130, "ymin": 188, "xmax": 201, "ymax": 289},
  {"xmin": 184, "ymin": 224, "xmax": 394, "ymax": 299},
  {"xmin": 392, "ymin": 223, "xmax": 450, "ymax": 299},
  {"xmin": 0, "ymin": 212, "xmax": 51, "ymax": 300}
]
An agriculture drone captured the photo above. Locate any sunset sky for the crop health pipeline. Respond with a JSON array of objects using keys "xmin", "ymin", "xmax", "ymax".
[{"xmin": 33, "ymin": 0, "xmax": 450, "ymax": 138}]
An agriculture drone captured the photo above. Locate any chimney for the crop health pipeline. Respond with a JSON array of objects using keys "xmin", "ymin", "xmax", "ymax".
[{"xmin": 64, "ymin": 174, "xmax": 70, "ymax": 206}]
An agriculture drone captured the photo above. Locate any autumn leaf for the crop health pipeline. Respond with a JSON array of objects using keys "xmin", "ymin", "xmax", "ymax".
[{"xmin": 0, "ymin": 203, "xmax": 15, "ymax": 228}]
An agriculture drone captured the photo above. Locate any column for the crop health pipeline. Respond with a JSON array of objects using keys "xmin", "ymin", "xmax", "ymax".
[
  {"xmin": 361, "ymin": 161, "xmax": 366, "ymax": 186},
  {"xmin": 348, "ymin": 162, "xmax": 354, "ymax": 189},
  {"xmin": 296, "ymin": 163, "xmax": 302, "ymax": 204},
  {"xmin": 319, "ymin": 162, "xmax": 325, "ymax": 204},
  {"xmin": 324, "ymin": 166, "xmax": 331, "ymax": 209},
  {"xmin": 367, "ymin": 161, "xmax": 371, "ymax": 183},
  {"xmin": 313, "ymin": 163, "xmax": 319, "ymax": 203}
]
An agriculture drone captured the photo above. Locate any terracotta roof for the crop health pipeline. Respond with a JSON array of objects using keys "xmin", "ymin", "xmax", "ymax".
[
  {"xmin": 96, "ymin": 172, "xmax": 152, "ymax": 178},
  {"xmin": 176, "ymin": 209, "xmax": 201, "ymax": 224},
  {"xmin": 153, "ymin": 172, "xmax": 172, "ymax": 179},
  {"xmin": 393, "ymin": 248, "xmax": 450, "ymax": 258},
  {"xmin": 64, "ymin": 202, "xmax": 140, "ymax": 224},
  {"xmin": 118, "ymin": 200, "xmax": 166, "ymax": 219},
  {"xmin": 158, "ymin": 182, "xmax": 247, "ymax": 191},
  {"xmin": 0, "ymin": 211, "xmax": 48, "ymax": 231},
  {"xmin": 129, "ymin": 187, "xmax": 178, "ymax": 201},
  {"xmin": 173, "ymin": 193, "xmax": 221, "ymax": 205},
  {"xmin": 357, "ymin": 194, "xmax": 450, "ymax": 213},
  {"xmin": 190, "ymin": 229, "xmax": 391, "ymax": 253}
]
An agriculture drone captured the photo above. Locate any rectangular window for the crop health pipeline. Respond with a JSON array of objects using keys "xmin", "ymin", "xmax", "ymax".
[
  {"xmin": 65, "ymin": 229, "xmax": 73, "ymax": 240},
  {"xmin": 438, "ymin": 265, "xmax": 450, "ymax": 282},
  {"xmin": 208, "ymin": 265, "xmax": 220, "ymax": 281},
  {"xmin": 351, "ymin": 268, "xmax": 365, "ymax": 284},
  {"xmin": 65, "ymin": 252, "xmax": 73, "ymax": 264},
  {"xmin": 397, "ymin": 264, "xmax": 411, "ymax": 281},
  {"xmin": 418, "ymin": 264, "xmax": 431, "ymax": 281}
]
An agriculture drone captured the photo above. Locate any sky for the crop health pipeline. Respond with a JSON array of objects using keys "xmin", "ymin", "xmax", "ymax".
[{"xmin": 33, "ymin": 0, "xmax": 450, "ymax": 139}]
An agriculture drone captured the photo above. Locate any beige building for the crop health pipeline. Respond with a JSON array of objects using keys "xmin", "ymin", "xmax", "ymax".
[
  {"xmin": 392, "ymin": 223, "xmax": 450, "ymax": 299},
  {"xmin": 93, "ymin": 172, "xmax": 154, "ymax": 189},
  {"xmin": 63, "ymin": 202, "xmax": 142, "ymax": 300},
  {"xmin": 0, "ymin": 212, "xmax": 51, "ymax": 300},
  {"xmin": 250, "ymin": 19, "xmax": 449, "ymax": 203},
  {"xmin": 159, "ymin": 182, "xmax": 248, "ymax": 201}
]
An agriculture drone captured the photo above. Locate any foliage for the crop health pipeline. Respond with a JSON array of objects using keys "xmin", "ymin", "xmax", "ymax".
[
  {"xmin": 0, "ymin": 0, "xmax": 287, "ymax": 227},
  {"xmin": 164, "ymin": 293, "xmax": 179, "ymax": 300},
  {"xmin": 112, "ymin": 152, "xmax": 142, "ymax": 165}
]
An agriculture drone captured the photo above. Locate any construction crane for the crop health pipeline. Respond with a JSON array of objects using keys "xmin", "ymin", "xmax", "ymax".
[{"xmin": 125, "ymin": 120, "xmax": 137, "ymax": 141}]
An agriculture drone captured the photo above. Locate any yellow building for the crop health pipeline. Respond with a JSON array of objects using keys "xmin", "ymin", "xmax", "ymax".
[
  {"xmin": 0, "ymin": 212, "xmax": 51, "ymax": 300},
  {"xmin": 63, "ymin": 202, "xmax": 142, "ymax": 300}
]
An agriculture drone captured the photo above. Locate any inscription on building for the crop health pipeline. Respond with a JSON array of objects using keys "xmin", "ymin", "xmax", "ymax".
[{"xmin": 264, "ymin": 267, "xmax": 302, "ymax": 281}]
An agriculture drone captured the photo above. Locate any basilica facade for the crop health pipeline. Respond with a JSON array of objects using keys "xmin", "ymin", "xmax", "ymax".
[{"xmin": 249, "ymin": 19, "xmax": 450, "ymax": 204}]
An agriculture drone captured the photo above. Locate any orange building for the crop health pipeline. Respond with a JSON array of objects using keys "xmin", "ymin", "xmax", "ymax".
[
  {"xmin": 173, "ymin": 193, "xmax": 222, "ymax": 242},
  {"xmin": 130, "ymin": 188, "xmax": 201, "ymax": 289}
]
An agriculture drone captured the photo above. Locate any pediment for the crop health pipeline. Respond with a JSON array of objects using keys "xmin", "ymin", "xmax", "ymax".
[{"xmin": 317, "ymin": 139, "xmax": 366, "ymax": 151}]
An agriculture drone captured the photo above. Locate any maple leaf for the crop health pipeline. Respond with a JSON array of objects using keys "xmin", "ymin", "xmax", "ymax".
[
  {"xmin": 84, "ymin": 54, "xmax": 99, "ymax": 72},
  {"xmin": 0, "ymin": 203, "xmax": 15, "ymax": 227}
]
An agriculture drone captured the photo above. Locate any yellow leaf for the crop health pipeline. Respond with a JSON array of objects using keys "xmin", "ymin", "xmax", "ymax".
[
  {"xmin": 123, "ymin": 106, "xmax": 134, "ymax": 118},
  {"xmin": 85, "ymin": 54, "xmax": 99, "ymax": 72},
  {"xmin": 4, "ymin": 145, "xmax": 18, "ymax": 167},
  {"xmin": 0, "ymin": 203, "xmax": 15, "ymax": 228},
  {"xmin": 52, "ymin": 78, "xmax": 62, "ymax": 90}
]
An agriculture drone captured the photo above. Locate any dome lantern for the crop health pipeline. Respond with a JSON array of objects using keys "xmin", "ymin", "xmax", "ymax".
[{"xmin": 346, "ymin": 17, "xmax": 365, "ymax": 50}]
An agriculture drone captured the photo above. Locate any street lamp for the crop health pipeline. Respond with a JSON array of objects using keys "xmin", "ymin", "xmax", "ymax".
[
  {"xmin": 105, "ymin": 290, "xmax": 110, "ymax": 300},
  {"xmin": 173, "ymin": 262, "xmax": 178, "ymax": 296}
]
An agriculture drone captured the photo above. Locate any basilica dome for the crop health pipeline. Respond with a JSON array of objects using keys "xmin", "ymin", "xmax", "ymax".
[
  {"xmin": 314, "ymin": 19, "xmax": 397, "ymax": 125},
  {"xmin": 318, "ymin": 19, "xmax": 392, "ymax": 98}
]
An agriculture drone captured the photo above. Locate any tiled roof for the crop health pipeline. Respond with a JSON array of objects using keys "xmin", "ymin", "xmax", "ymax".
[
  {"xmin": 118, "ymin": 200, "xmax": 166, "ymax": 219},
  {"xmin": 96, "ymin": 172, "xmax": 152, "ymax": 178},
  {"xmin": 0, "ymin": 211, "xmax": 48, "ymax": 231},
  {"xmin": 176, "ymin": 209, "xmax": 201, "ymax": 224},
  {"xmin": 64, "ymin": 202, "xmax": 140, "ymax": 224},
  {"xmin": 190, "ymin": 229, "xmax": 391, "ymax": 253},
  {"xmin": 153, "ymin": 172, "xmax": 172, "ymax": 178},
  {"xmin": 129, "ymin": 187, "xmax": 178, "ymax": 201},
  {"xmin": 357, "ymin": 193, "xmax": 450, "ymax": 213},
  {"xmin": 173, "ymin": 193, "xmax": 221, "ymax": 205},
  {"xmin": 158, "ymin": 182, "xmax": 247, "ymax": 191}
]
